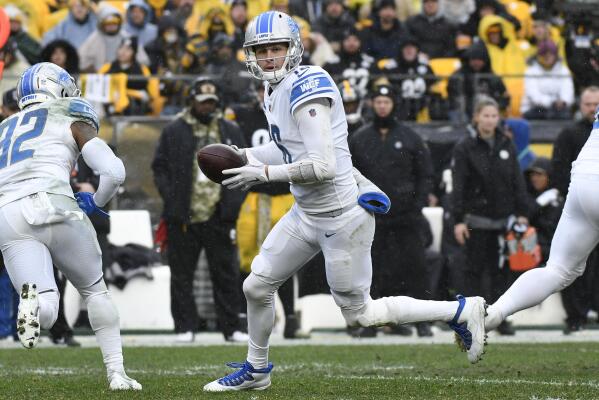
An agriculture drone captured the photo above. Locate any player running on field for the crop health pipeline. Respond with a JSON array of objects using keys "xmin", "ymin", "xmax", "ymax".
[
  {"xmin": 203, "ymin": 11, "xmax": 487, "ymax": 392},
  {"xmin": 0, "ymin": 63, "xmax": 140, "ymax": 390},
  {"xmin": 483, "ymin": 103, "xmax": 599, "ymax": 346}
]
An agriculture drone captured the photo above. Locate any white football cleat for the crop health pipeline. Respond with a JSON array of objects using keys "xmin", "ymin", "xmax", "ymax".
[
  {"xmin": 108, "ymin": 370, "xmax": 142, "ymax": 391},
  {"xmin": 448, "ymin": 295, "xmax": 488, "ymax": 364},
  {"xmin": 175, "ymin": 331, "xmax": 194, "ymax": 343},
  {"xmin": 17, "ymin": 283, "xmax": 40, "ymax": 349},
  {"xmin": 203, "ymin": 361, "xmax": 273, "ymax": 392}
]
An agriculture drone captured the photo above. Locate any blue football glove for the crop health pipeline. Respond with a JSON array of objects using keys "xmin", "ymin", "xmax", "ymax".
[
  {"xmin": 358, "ymin": 192, "xmax": 391, "ymax": 214},
  {"xmin": 74, "ymin": 192, "xmax": 110, "ymax": 218}
]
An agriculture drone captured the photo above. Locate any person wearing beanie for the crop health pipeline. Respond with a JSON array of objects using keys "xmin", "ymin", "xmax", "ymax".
[
  {"xmin": 312, "ymin": 0, "xmax": 356, "ymax": 53},
  {"xmin": 447, "ymin": 40, "xmax": 510, "ymax": 121},
  {"xmin": 79, "ymin": 5, "xmax": 149, "ymax": 72},
  {"xmin": 406, "ymin": 0, "xmax": 458, "ymax": 58},
  {"xmin": 372, "ymin": 35, "xmax": 436, "ymax": 120},
  {"xmin": 349, "ymin": 83, "xmax": 436, "ymax": 338},
  {"xmin": 323, "ymin": 26, "xmax": 373, "ymax": 99},
  {"xmin": 521, "ymin": 39, "xmax": 574, "ymax": 120}
]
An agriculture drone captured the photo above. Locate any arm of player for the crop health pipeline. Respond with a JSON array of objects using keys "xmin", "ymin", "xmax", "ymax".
[
  {"xmin": 353, "ymin": 168, "xmax": 391, "ymax": 214},
  {"xmin": 71, "ymin": 121, "xmax": 125, "ymax": 209},
  {"xmin": 222, "ymin": 98, "xmax": 335, "ymax": 190}
]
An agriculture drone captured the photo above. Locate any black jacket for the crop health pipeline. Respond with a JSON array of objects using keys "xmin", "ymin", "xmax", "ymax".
[
  {"xmin": 152, "ymin": 116, "xmax": 247, "ymax": 224},
  {"xmin": 551, "ymin": 118, "xmax": 593, "ymax": 196},
  {"xmin": 451, "ymin": 126, "xmax": 529, "ymax": 224},
  {"xmin": 405, "ymin": 14, "xmax": 458, "ymax": 58},
  {"xmin": 447, "ymin": 41, "xmax": 509, "ymax": 117},
  {"xmin": 349, "ymin": 121, "xmax": 433, "ymax": 224}
]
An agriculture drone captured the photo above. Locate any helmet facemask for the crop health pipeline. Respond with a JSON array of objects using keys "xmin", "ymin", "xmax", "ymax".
[{"xmin": 244, "ymin": 40, "xmax": 303, "ymax": 84}]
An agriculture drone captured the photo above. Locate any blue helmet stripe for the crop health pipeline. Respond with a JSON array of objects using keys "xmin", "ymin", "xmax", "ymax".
[
  {"xmin": 267, "ymin": 11, "xmax": 274, "ymax": 34},
  {"xmin": 257, "ymin": 11, "xmax": 270, "ymax": 34}
]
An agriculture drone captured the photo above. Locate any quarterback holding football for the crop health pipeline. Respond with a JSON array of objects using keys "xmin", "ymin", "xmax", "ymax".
[{"xmin": 203, "ymin": 11, "xmax": 488, "ymax": 392}]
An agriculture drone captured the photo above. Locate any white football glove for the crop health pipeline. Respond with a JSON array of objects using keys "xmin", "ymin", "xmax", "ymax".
[
  {"xmin": 230, "ymin": 145, "xmax": 248, "ymax": 164},
  {"xmin": 536, "ymin": 188, "xmax": 559, "ymax": 207},
  {"xmin": 222, "ymin": 165, "xmax": 268, "ymax": 191}
]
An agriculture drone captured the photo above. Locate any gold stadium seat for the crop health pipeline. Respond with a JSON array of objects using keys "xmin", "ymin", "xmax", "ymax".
[{"xmin": 428, "ymin": 57, "xmax": 461, "ymax": 98}]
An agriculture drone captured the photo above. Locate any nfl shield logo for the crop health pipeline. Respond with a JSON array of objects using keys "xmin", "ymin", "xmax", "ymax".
[{"xmin": 309, "ymin": 109, "xmax": 316, "ymax": 117}]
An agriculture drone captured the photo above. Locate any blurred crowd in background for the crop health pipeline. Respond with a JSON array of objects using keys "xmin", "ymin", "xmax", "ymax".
[{"xmin": 2, "ymin": 0, "xmax": 599, "ymax": 344}]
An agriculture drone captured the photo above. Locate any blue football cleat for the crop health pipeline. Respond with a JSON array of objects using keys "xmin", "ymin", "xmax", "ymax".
[
  {"xmin": 203, "ymin": 361, "xmax": 274, "ymax": 392},
  {"xmin": 448, "ymin": 295, "xmax": 488, "ymax": 364}
]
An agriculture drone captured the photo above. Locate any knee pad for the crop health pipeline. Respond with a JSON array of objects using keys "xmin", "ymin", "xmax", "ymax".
[
  {"xmin": 79, "ymin": 279, "xmax": 119, "ymax": 331},
  {"xmin": 38, "ymin": 290, "xmax": 59, "ymax": 330},
  {"xmin": 243, "ymin": 272, "xmax": 277, "ymax": 305}
]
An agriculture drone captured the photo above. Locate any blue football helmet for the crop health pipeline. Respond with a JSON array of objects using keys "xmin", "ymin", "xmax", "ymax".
[
  {"xmin": 16, "ymin": 62, "xmax": 81, "ymax": 110},
  {"xmin": 243, "ymin": 11, "xmax": 304, "ymax": 84}
]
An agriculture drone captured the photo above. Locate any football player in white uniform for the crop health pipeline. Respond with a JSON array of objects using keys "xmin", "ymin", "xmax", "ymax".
[
  {"xmin": 0, "ymin": 63, "xmax": 140, "ymax": 390},
  {"xmin": 203, "ymin": 12, "xmax": 488, "ymax": 392},
  {"xmin": 483, "ymin": 110, "xmax": 599, "ymax": 345}
]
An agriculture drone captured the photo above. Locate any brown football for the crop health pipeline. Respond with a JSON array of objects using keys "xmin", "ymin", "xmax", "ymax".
[{"xmin": 197, "ymin": 144, "xmax": 246, "ymax": 184}]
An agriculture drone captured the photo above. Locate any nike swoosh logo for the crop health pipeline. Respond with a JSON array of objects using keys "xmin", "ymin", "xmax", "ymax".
[{"xmin": 324, "ymin": 232, "xmax": 336, "ymax": 238}]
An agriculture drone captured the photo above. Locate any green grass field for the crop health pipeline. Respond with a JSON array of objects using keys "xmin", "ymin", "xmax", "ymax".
[{"xmin": 1, "ymin": 343, "xmax": 598, "ymax": 399}]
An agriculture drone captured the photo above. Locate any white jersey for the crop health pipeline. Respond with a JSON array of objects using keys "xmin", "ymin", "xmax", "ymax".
[
  {"xmin": 263, "ymin": 65, "xmax": 358, "ymax": 214},
  {"xmin": 0, "ymin": 97, "xmax": 99, "ymax": 208},
  {"xmin": 572, "ymin": 119, "xmax": 599, "ymax": 176}
]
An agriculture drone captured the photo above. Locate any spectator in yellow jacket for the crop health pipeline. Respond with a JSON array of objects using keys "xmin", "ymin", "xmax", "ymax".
[{"xmin": 479, "ymin": 14, "xmax": 527, "ymax": 116}]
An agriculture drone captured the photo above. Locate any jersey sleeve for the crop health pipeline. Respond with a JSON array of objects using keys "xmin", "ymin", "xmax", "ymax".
[
  {"xmin": 67, "ymin": 98, "xmax": 99, "ymax": 132},
  {"xmin": 289, "ymin": 67, "xmax": 336, "ymax": 115}
]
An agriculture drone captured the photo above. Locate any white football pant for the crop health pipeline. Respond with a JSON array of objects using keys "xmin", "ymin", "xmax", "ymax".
[
  {"xmin": 487, "ymin": 174, "xmax": 599, "ymax": 329},
  {"xmin": 245, "ymin": 204, "xmax": 463, "ymax": 368},
  {"xmin": 0, "ymin": 193, "xmax": 125, "ymax": 372}
]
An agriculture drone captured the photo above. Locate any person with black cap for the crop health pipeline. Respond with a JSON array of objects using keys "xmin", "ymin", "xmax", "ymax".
[
  {"xmin": 349, "ymin": 84, "xmax": 436, "ymax": 337},
  {"xmin": 152, "ymin": 77, "xmax": 249, "ymax": 344},
  {"xmin": 372, "ymin": 35, "xmax": 436, "ymax": 121},
  {"xmin": 0, "ymin": 88, "xmax": 19, "ymax": 122}
]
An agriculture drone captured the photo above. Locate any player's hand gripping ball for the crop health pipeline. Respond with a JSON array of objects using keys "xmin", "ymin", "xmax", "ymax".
[{"xmin": 197, "ymin": 144, "xmax": 246, "ymax": 184}]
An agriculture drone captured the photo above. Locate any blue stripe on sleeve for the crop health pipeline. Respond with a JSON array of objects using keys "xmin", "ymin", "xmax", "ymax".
[
  {"xmin": 291, "ymin": 72, "xmax": 328, "ymax": 90},
  {"xmin": 290, "ymin": 76, "xmax": 333, "ymax": 105},
  {"xmin": 290, "ymin": 89, "xmax": 336, "ymax": 112}
]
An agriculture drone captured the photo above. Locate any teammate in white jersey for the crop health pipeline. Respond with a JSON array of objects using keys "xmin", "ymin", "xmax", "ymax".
[
  {"xmin": 203, "ymin": 11, "xmax": 487, "ymax": 392},
  {"xmin": 0, "ymin": 63, "xmax": 140, "ymax": 390},
  {"xmin": 483, "ymin": 112, "xmax": 599, "ymax": 344}
]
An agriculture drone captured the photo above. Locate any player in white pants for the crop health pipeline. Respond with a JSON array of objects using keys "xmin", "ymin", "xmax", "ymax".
[
  {"xmin": 0, "ymin": 63, "xmax": 140, "ymax": 390},
  {"xmin": 203, "ymin": 11, "xmax": 487, "ymax": 392},
  {"xmin": 485, "ymin": 118, "xmax": 599, "ymax": 338}
]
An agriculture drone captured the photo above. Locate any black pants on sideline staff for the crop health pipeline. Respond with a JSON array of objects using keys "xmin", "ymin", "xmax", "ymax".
[
  {"xmin": 167, "ymin": 218, "xmax": 242, "ymax": 337},
  {"xmin": 371, "ymin": 222, "xmax": 428, "ymax": 300}
]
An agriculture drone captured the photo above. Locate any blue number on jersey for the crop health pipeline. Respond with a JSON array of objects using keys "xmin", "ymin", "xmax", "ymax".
[
  {"xmin": 270, "ymin": 124, "xmax": 292, "ymax": 164},
  {"xmin": 0, "ymin": 108, "xmax": 48, "ymax": 169}
]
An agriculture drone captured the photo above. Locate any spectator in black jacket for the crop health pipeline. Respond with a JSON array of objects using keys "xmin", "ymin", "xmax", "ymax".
[
  {"xmin": 551, "ymin": 86, "xmax": 599, "ymax": 196},
  {"xmin": 406, "ymin": 0, "xmax": 458, "ymax": 59},
  {"xmin": 312, "ymin": 0, "xmax": 356, "ymax": 54},
  {"xmin": 451, "ymin": 96, "xmax": 529, "ymax": 335},
  {"xmin": 459, "ymin": 0, "xmax": 521, "ymax": 39},
  {"xmin": 524, "ymin": 157, "xmax": 562, "ymax": 263},
  {"xmin": 361, "ymin": 0, "xmax": 407, "ymax": 61},
  {"xmin": 373, "ymin": 36, "xmax": 436, "ymax": 121},
  {"xmin": 550, "ymin": 85, "xmax": 599, "ymax": 334},
  {"xmin": 447, "ymin": 40, "xmax": 510, "ymax": 121},
  {"xmin": 350, "ymin": 84, "xmax": 435, "ymax": 337},
  {"xmin": 323, "ymin": 27, "xmax": 373, "ymax": 98},
  {"xmin": 152, "ymin": 77, "xmax": 248, "ymax": 343}
]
